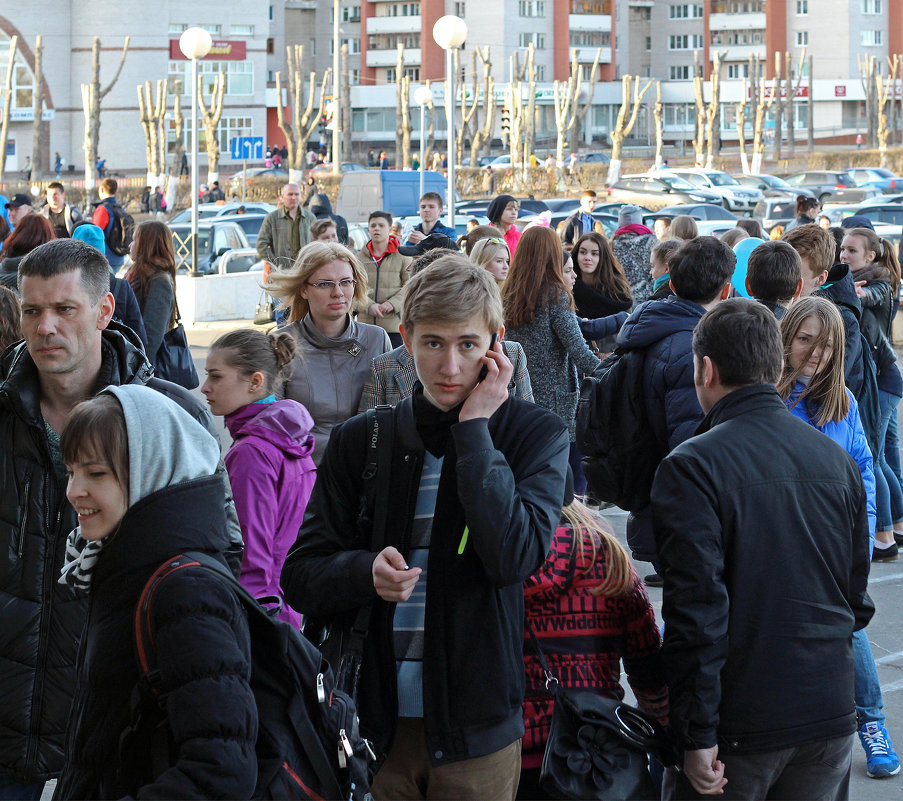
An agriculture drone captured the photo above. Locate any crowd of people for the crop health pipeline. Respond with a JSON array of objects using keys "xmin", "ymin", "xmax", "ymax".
[{"xmin": 0, "ymin": 177, "xmax": 896, "ymax": 800}]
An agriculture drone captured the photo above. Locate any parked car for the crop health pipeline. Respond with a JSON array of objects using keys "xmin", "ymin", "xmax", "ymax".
[
  {"xmin": 656, "ymin": 203, "xmax": 738, "ymax": 221},
  {"xmin": 781, "ymin": 171, "xmax": 879, "ymax": 204},
  {"xmin": 732, "ymin": 173, "xmax": 816, "ymax": 199},
  {"xmin": 460, "ymin": 155, "xmax": 496, "ymax": 168},
  {"xmin": 311, "ymin": 162, "xmax": 369, "ymax": 173},
  {"xmin": 843, "ymin": 167, "xmax": 903, "ymax": 194},
  {"xmin": 663, "ymin": 168, "xmax": 763, "ymax": 213},
  {"xmin": 454, "ymin": 198, "xmax": 549, "ymax": 219},
  {"xmin": 215, "ymin": 213, "xmax": 268, "ymax": 246},
  {"xmin": 861, "ymin": 192, "xmax": 903, "ymax": 206},
  {"xmin": 752, "ymin": 197, "xmax": 798, "ymax": 232},
  {"xmin": 605, "ymin": 174, "xmax": 722, "ymax": 210},
  {"xmin": 167, "ymin": 220, "xmax": 251, "ymax": 275},
  {"xmin": 844, "ymin": 204, "xmax": 903, "ymax": 228},
  {"xmin": 168, "ymin": 201, "xmax": 276, "ymax": 224}
]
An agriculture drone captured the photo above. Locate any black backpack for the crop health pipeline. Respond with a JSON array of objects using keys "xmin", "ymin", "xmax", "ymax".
[
  {"xmin": 130, "ymin": 552, "xmax": 374, "ymax": 800},
  {"xmin": 106, "ymin": 201, "xmax": 135, "ymax": 256},
  {"xmin": 576, "ymin": 347, "xmax": 664, "ymax": 513}
]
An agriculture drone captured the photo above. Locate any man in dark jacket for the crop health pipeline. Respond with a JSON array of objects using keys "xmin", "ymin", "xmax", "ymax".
[
  {"xmin": 283, "ymin": 257, "xmax": 568, "ymax": 799},
  {"xmin": 654, "ymin": 299, "xmax": 873, "ymax": 799},
  {"xmin": 0, "ymin": 239, "xmax": 242, "ymax": 795},
  {"xmin": 560, "ymin": 190, "xmax": 605, "ymax": 247},
  {"xmin": 612, "ymin": 237, "xmax": 734, "ymax": 576}
]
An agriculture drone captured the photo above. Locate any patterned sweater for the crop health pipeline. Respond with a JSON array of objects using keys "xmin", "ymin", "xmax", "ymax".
[{"xmin": 522, "ymin": 524, "xmax": 668, "ymax": 767}]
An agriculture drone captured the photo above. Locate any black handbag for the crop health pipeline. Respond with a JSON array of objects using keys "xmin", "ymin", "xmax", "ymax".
[
  {"xmin": 153, "ymin": 307, "xmax": 199, "ymax": 390},
  {"xmin": 527, "ymin": 623, "xmax": 674, "ymax": 801}
]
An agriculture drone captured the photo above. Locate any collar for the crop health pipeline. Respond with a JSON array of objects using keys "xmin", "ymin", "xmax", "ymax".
[
  {"xmin": 412, "ymin": 382, "xmax": 464, "ymax": 457},
  {"xmin": 299, "ymin": 313, "xmax": 361, "ymax": 350},
  {"xmin": 367, "ymin": 236, "xmax": 400, "ymax": 262},
  {"xmin": 696, "ymin": 384, "xmax": 786, "ymax": 435},
  {"xmin": 653, "ymin": 273, "xmax": 671, "ymax": 292}
]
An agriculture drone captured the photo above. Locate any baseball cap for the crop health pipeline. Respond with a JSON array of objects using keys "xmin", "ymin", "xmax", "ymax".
[{"xmin": 5, "ymin": 193, "xmax": 33, "ymax": 210}]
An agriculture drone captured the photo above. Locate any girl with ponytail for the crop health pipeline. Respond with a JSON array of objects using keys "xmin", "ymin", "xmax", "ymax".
[
  {"xmin": 843, "ymin": 226, "xmax": 903, "ymax": 559},
  {"xmin": 201, "ymin": 329, "xmax": 317, "ymax": 626}
]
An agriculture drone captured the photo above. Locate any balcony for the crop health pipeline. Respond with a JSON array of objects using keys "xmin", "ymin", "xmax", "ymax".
[
  {"xmin": 575, "ymin": 46, "xmax": 612, "ymax": 63},
  {"xmin": 571, "ymin": 0, "xmax": 610, "ymax": 12},
  {"xmin": 569, "ymin": 13, "xmax": 611, "ymax": 31},
  {"xmin": 366, "ymin": 15, "xmax": 421, "ymax": 34},
  {"xmin": 366, "ymin": 47, "xmax": 421, "ymax": 67},
  {"xmin": 720, "ymin": 43, "xmax": 766, "ymax": 61},
  {"xmin": 709, "ymin": 12, "xmax": 765, "ymax": 31}
]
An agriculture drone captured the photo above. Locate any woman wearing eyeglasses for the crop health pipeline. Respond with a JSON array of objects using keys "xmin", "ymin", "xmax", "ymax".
[{"xmin": 266, "ymin": 241, "xmax": 391, "ymax": 464}]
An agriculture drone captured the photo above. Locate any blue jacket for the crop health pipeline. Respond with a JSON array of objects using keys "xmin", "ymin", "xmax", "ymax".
[
  {"xmin": 785, "ymin": 382, "xmax": 877, "ymax": 551},
  {"xmin": 404, "ymin": 221, "xmax": 457, "ymax": 245},
  {"xmin": 616, "ymin": 296, "xmax": 706, "ymax": 452}
]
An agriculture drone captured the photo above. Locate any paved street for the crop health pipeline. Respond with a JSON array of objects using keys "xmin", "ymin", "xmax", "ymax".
[{"xmin": 179, "ymin": 321, "xmax": 903, "ymax": 798}]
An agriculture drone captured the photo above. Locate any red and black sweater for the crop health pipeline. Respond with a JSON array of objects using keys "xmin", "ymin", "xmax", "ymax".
[{"xmin": 522, "ymin": 524, "xmax": 668, "ymax": 767}]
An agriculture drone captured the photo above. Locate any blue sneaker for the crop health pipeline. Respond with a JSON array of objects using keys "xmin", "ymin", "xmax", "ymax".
[{"xmin": 859, "ymin": 721, "xmax": 901, "ymax": 778}]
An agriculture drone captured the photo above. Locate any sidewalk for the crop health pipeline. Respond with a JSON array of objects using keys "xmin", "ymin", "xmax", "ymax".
[{"xmin": 185, "ymin": 319, "xmax": 257, "ymax": 349}]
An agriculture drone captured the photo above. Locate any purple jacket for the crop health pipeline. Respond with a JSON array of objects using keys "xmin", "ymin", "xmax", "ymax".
[{"xmin": 225, "ymin": 399, "xmax": 316, "ymax": 627}]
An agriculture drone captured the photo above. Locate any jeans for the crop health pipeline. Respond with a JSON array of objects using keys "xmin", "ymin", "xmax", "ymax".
[
  {"xmin": 885, "ymin": 406, "xmax": 903, "ymax": 499},
  {"xmin": 854, "ymin": 629, "xmax": 885, "ymax": 727},
  {"xmin": 0, "ymin": 772, "xmax": 44, "ymax": 801},
  {"xmin": 873, "ymin": 389, "xmax": 903, "ymax": 530},
  {"xmin": 568, "ymin": 441, "xmax": 587, "ymax": 498}
]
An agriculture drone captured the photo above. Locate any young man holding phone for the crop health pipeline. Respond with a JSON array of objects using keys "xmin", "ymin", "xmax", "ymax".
[{"xmin": 282, "ymin": 255, "xmax": 569, "ymax": 799}]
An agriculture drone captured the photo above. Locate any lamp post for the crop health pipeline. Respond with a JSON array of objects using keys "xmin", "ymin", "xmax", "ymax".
[
  {"xmin": 332, "ymin": 0, "xmax": 341, "ymax": 174},
  {"xmin": 432, "ymin": 15, "xmax": 467, "ymax": 229},
  {"xmin": 413, "ymin": 85, "xmax": 433, "ymax": 200},
  {"xmin": 179, "ymin": 27, "xmax": 213, "ymax": 277}
]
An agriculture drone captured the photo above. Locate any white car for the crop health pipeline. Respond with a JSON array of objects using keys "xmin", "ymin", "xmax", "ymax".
[{"xmin": 661, "ymin": 169, "xmax": 763, "ymax": 214}]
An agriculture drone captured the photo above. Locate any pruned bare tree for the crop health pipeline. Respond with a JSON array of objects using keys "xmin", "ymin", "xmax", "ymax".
[
  {"xmin": 198, "ymin": 72, "xmax": 226, "ymax": 183},
  {"xmin": 704, "ymin": 51, "xmax": 726, "ymax": 168},
  {"xmin": 423, "ymin": 79, "xmax": 436, "ymax": 162},
  {"xmin": 692, "ymin": 52, "xmax": 707, "ymax": 166},
  {"xmin": 468, "ymin": 48, "xmax": 495, "ymax": 166},
  {"xmin": 877, "ymin": 70, "xmax": 893, "ymax": 166},
  {"xmin": 395, "ymin": 45, "xmax": 412, "ymax": 168},
  {"xmin": 571, "ymin": 49, "xmax": 602, "ymax": 154},
  {"xmin": 165, "ymin": 93, "xmax": 185, "ymax": 210},
  {"xmin": 523, "ymin": 43, "xmax": 537, "ymax": 167},
  {"xmin": 508, "ymin": 50, "xmax": 527, "ymax": 170},
  {"xmin": 552, "ymin": 49, "xmax": 582, "ymax": 179},
  {"xmin": 858, "ymin": 54, "xmax": 879, "ymax": 148},
  {"xmin": 275, "ymin": 45, "xmax": 332, "ymax": 183},
  {"xmin": 341, "ymin": 44, "xmax": 352, "ymax": 163},
  {"xmin": 0, "ymin": 35, "xmax": 18, "ymax": 184},
  {"xmin": 31, "ymin": 35, "xmax": 45, "ymax": 178},
  {"xmin": 750, "ymin": 55, "xmax": 776, "ymax": 174},
  {"xmin": 807, "ymin": 54, "xmax": 815, "ymax": 153},
  {"xmin": 773, "ymin": 48, "xmax": 805, "ymax": 159},
  {"xmin": 137, "ymin": 79, "xmax": 168, "ymax": 187},
  {"xmin": 887, "ymin": 54, "xmax": 900, "ymax": 147},
  {"xmin": 81, "ymin": 36, "xmax": 130, "ymax": 203},
  {"xmin": 653, "ymin": 81, "xmax": 664, "ymax": 170},
  {"xmin": 608, "ymin": 75, "xmax": 653, "ymax": 185},
  {"xmin": 454, "ymin": 48, "xmax": 478, "ymax": 166},
  {"xmin": 737, "ymin": 77, "xmax": 750, "ymax": 173}
]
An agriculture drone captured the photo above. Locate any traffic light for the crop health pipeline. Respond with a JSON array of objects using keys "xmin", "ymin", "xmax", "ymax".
[{"xmin": 500, "ymin": 106, "xmax": 510, "ymax": 134}]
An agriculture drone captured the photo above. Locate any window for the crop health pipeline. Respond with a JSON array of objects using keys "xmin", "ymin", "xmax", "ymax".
[
  {"xmin": 169, "ymin": 60, "xmax": 254, "ymax": 96},
  {"xmin": 230, "ymin": 24, "xmax": 254, "ymax": 35},
  {"xmin": 645, "ymin": 36, "xmax": 652, "ymax": 51},
  {"xmin": 669, "ymin": 4, "xmax": 704, "ymax": 19},
  {"xmin": 861, "ymin": 30, "xmax": 882, "ymax": 46},
  {"xmin": 342, "ymin": 5, "xmax": 361, "ymax": 21},
  {"xmin": 669, "ymin": 34, "xmax": 703, "ymax": 50},
  {"xmin": 267, "ymin": 69, "xmax": 275, "ymax": 83},
  {"xmin": 454, "ymin": 1, "xmax": 465, "ymax": 15},
  {"xmin": 171, "ymin": 114, "xmax": 253, "ymax": 155},
  {"xmin": 518, "ymin": 0, "xmax": 545, "ymax": 16},
  {"xmin": 670, "ymin": 65, "xmax": 691, "ymax": 80},
  {"xmin": 266, "ymin": 37, "xmax": 274, "ymax": 55},
  {"xmin": 535, "ymin": 64, "xmax": 546, "ymax": 81},
  {"xmin": 580, "ymin": 64, "xmax": 598, "ymax": 81},
  {"xmin": 351, "ymin": 70, "xmax": 360, "ymax": 85},
  {"xmin": 519, "ymin": 32, "xmax": 546, "ymax": 49},
  {"xmin": 385, "ymin": 68, "xmax": 396, "ymax": 83},
  {"xmin": 862, "ymin": 0, "xmax": 882, "ymax": 13},
  {"xmin": 200, "ymin": 24, "xmax": 220, "ymax": 34},
  {"xmin": 727, "ymin": 63, "xmax": 749, "ymax": 79},
  {"xmin": 570, "ymin": 31, "xmax": 610, "ymax": 46},
  {"xmin": 330, "ymin": 38, "xmax": 361, "ymax": 54},
  {"xmin": 795, "ymin": 31, "xmax": 808, "ymax": 46},
  {"xmin": 404, "ymin": 67, "xmax": 420, "ymax": 81},
  {"xmin": 168, "ymin": 23, "xmax": 187, "ymax": 34},
  {"xmin": 795, "ymin": 0, "xmax": 808, "ymax": 13}
]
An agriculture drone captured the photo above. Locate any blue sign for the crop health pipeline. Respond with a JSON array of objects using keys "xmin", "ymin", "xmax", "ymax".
[{"xmin": 231, "ymin": 136, "xmax": 264, "ymax": 160}]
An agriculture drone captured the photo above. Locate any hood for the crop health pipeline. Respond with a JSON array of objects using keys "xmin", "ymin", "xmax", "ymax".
[
  {"xmin": 616, "ymin": 296, "xmax": 705, "ymax": 350},
  {"xmin": 71, "ymin": 223, "xmax": 106, "ymax": 254},
  {"xmin": 815, "ymin": 263, "xmax": 862, "ymax": 319},
  {"xmin": 309, "ymin": 193, "xmax": 333, "ymax": 216},
  {"xmin": 103, "ymin": 384, "xmax": 220, "ymax": 507},
  {"xmin": 224, "ymin": 399, "xmax": 316, "ymax": 458}
]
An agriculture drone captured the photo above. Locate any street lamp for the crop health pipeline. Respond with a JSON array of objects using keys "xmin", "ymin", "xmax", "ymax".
[
  {"xmin": 413, "ymin": 85, "xmax": 433, "ymax": 199},
  {"xmin": 179, "ymin": 26, "xmax": 213, "ymax": 277},
  {"xmin": 432, "ymin": 15, "xmax": 467, "ymax": 229}
]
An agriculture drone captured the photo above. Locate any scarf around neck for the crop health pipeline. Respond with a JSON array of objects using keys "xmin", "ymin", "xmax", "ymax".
[{"xmin": 59, "ymin": 527, "xmax": 110, "ymax": 592}]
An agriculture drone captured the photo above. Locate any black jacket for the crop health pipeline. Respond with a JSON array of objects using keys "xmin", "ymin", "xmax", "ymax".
[
  {"xmin": 110, "ymin": 275, "xmax": 148, "ymax": 348},
  {"xmin": 652, "ymin": 385, "xmax": 873, "ymax": 754},
  {"xmin": 815, "ymin": 264, "xmax": 865, "ymax": 397},
  {"xmin": 857, "ymin": 278, "xmax": 897, "ymax": 378},
  {"xmin": 54, "ymin": 477, "xmax": 257, "ymax": 800},
  {"xmin": 282, "ymin": 394, "xmax": 569, "ymax": 767},
  {"xmin": 309, "ymin": 193, "xmax": 350, "ymax": 245},
  {"xmin": 573, "ymin": 276, "xmax": 632, "ymax": 321},
  {"xmin": 0, "ymin": 324, "xmax": 242, "ymax": 783},
  {"xmin": 560, "ymin": 211, "xmax": 604, "ymax": 247}
]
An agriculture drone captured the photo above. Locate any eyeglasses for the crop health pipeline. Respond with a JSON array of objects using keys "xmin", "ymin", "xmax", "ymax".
[{"xmin": 306, "ymin": 279, "xmax": 357, "ymax": 291}]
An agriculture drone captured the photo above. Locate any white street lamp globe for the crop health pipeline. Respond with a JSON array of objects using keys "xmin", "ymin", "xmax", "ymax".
[
  {"xmin": 432, "ymin": 15, "xmax": 468, "ymax": 50},
  {"xmin": 414, "ymin": 85, "xmax": 434, "ymax": 106},
  {"xmin": 179, "ymin": 27, "xmax": 213, "ymax": 60}
]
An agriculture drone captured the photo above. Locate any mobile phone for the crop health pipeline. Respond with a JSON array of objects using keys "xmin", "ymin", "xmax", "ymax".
[{"xmin": 477, "ymin": 332, "xmax": 499, "ymax": 382}]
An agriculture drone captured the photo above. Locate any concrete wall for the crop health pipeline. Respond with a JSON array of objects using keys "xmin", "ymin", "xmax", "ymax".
[{"xmin": 176, "ymin": 272, "xmax": 264, "ymax": 323}]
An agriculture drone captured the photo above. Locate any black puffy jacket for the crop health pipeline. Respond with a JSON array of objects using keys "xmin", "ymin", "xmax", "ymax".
[
  {"xmin": 652, "ymin": 385, "xmax": 873, "ymax": 754},
  {"xmin": 54, "ymin": 477, "xmax": 257, "ymax": 800},
  {"xmin": 815, "ymin": 264, "xmax": 866, "ymax": 396},
  {"xmin": 857, "ymin": 278, "xmax": 897, "ymax": 378},
  {"xmin": 0, "ymin": 324, "xmax": 242, "ymax": 783}
]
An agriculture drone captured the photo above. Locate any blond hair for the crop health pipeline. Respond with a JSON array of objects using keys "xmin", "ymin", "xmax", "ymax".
[
  {"xmin": 560, "ymin": 499, "xmax": 633, "ymax": 597},
  {"xmin": 469, "ymin": 237, "xmax": 510, "ymax": 275},
  {"xmin": 778, "ymin": 296, "xmax": 849, "ymax": 426},
  {"xmin": 264, "ymin": 241, "xmax": 367, "ymax": 323},
  {"xmin": 401, "ymin": 254, "xmax": 504, "ymax": 333}
]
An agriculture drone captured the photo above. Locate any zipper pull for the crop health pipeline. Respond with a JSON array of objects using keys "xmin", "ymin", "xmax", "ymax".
[
  {"xmin": 316, "ymin": 673, "xmax": 326, "ymax": 703},
  {"xmin": 364, "ymin": 738, "xmax": 377, "ymax": 761},
  {"xmin": 340, "ymin": 729, "xmax": 354, "ymax": 757}
]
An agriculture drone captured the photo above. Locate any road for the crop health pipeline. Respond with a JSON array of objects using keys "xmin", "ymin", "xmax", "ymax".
[{"xmin": 179, "ymin": 322, "xmax": 903, "ymax": 798}]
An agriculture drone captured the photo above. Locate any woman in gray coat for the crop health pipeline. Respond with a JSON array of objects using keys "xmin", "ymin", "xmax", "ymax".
[
  {"xmin": 503, "ymin": 226, "xmax": 602, "ymax": 495},
  {"xmin": 266, "ymin": 241, "xmax": 391, "ymax": 464}
]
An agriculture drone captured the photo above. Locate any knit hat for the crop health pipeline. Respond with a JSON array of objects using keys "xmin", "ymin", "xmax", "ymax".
[
  {"xmin": 486, "ymin": 194, "xmax": 517, "ymax": 225},
  {"xmin": 840, "ymin": 215, "xmax": 875, "ymax": 231},
  {"xmin": 71, "ymin": 223, "xmax": 106, "ymax": 255},
  {"xmin": 618, "ymin": 205, "xmax": 643, "ymax": 227}
]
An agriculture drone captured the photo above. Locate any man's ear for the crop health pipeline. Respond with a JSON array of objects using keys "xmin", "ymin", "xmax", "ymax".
[
  {"xmin": 720, "ymin": 281, "xmax": 733, "ymax": 301},
  {"xmin": 792, "ymin": 278, "xmax": 804, "ymax": 300},
  {"xmin": 399, "ymin": 323, "xmax": 414, "ymax": 356},
  {"xmin": 97, "ymin": 291, "xmax": 115, "ymax": 330},
  {"xmin": 703, "ymin": 354, "xmax": 719, "ymax": 389},
  {"xmin": 497, "ymin": 324, "xmax": 506, "ymax": 342},
  {"xmin": 816, "ymin": 269, "xmax": 829, "ymax": 289},
  {"xmin": 744, "ymin": 276, "xmax": 754, "ymax": 297}
]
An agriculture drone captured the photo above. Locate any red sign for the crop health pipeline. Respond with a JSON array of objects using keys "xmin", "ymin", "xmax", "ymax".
[
  {"xmin": 756, "ymin": 85, "xmax": 809, "ymax": 100},
  {"xmin": 169, "ymin": 40, "xmax": 247, "ymax": 61},
  {"xmin": 835, "ymin": 85, "xmax": 847, "ymax": 97}
]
